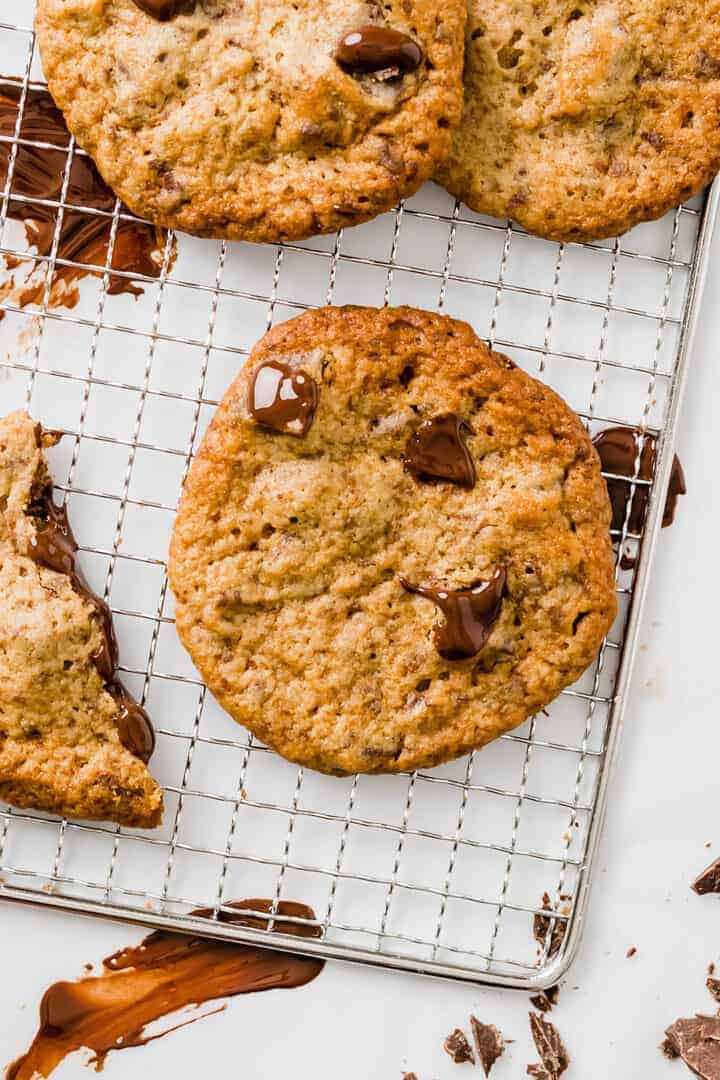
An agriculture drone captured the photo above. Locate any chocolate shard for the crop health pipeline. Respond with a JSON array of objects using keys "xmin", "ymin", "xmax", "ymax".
[
  {"xmin": 693, "ymin": 859, "xmax": 720, "ymax": 896},
  {"xmin": 527, "ymin": 1066, "xmax": 553, "ymax": 1079},
  {"xmin": 707, "ymin": 978, "xmax": 720, "ymax": 1005},
  {"xmin": 470, "ymin": 1016, "xmax": 506, "ymax": 1076},
  {"xmin": 530, "ymin": 985, "xmax": 560, "ymax": 1013},
  {"xmin": 529, "ymin": 1013, "xmax": 570, "ymax": 1078},
  {"xmin": 402, "ymin": 1074, "xmax": 418, "ymax": 1080},
  {"xmin": 533, "ymin": 892, "xmax": 571, "ymax": 958},
  {"xmin": 663, "ymin": 1015, "xmax": 720, "ymax": 1079},
  {"xmin": 444, "ymin": 1028, "xmax": 475, "ymax": 1064},
  {"xmin": 403, "ymin": 413, "xmax": 476, "ymax": 488}
]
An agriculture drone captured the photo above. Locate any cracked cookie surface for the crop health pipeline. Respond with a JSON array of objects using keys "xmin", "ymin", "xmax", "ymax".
[
  {"xmin": 0, "ymin": 411, "xmax": 162, "ymax": 827},
  {"xmin": 437, "ymin": 0, "xmax": 720, "ymax": 241},
  {"xmin": 169, "ymin": 306, "xmax": 616, "ymax": 775},
  {"xmin": 36, "ymin": 0, "xmax": 465, "ymax": 242}
]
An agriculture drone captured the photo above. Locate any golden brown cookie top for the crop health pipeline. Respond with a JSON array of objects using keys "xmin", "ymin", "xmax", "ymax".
[
  {"xmin": 0, "ymin": 410, "xmax": 162, "ymax": 827},
  {"xmin": 437, "ymin": 0, "xmax": 720, "ymax": 241},
  {"xmin": 36, "ymin": 0, "xmax": 465, "ymax": 241},
  {"xmin": 169, "ymin": 306, "xmax": 617, "ymax": 775}
]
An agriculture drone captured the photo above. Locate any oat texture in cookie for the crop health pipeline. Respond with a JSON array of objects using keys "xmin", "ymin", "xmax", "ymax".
[
  {"xmin": 168, "ymin": 306, "xmax": 617, "ymax": 776},
  {"xmin": 36, "ymin": 0, "xmax": 465, "ymax": 242},
  {"xmin": 437, "ymin": 0, "xmax": 720, "ymax": 241},
  {"xmin": 0, "ymin": 411, "xmax": 162, "ymax": 827}
]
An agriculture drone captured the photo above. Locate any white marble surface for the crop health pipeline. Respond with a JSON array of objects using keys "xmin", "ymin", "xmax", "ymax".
[{"xmin": 1, "ymin": 225, "xmax": 719, "ymax": 1076}]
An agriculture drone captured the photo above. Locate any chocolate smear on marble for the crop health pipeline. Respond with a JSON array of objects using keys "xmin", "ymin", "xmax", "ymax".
[
  {"xmin": 592, "ymin": 427, "xmax": 686, "ymax": 537},
  {"xmin": 471, "ymin": 1017, "xmax": 506, "ymax": 1076},
  {"xmin": 693, "ymin": 858, "xmax": 720, "ymax": 896},
  {"xmin": 662, "ymin": 1015, "xmax": 720, "ymax": 1079},
  {"xmin": 529, "ymin": 1012, "xmax": 570, "ymax": 1079},
  {"xmin": 0, "ymin": 81, "xmax": 168, "ymax": 317},
  {"xmin": 444, "ymin": 1028, "xmax": 475, "ymax": 1064},
  {"xmin": 6, "ymin": 900, "xmax": 324, "ymax": 1079},
  {"xmin": 533, "ymin": 892, "xmax": 571, "ymax": 958},
  {"xmin": 403, "ymin": 414, "xmax": 475, "ymax": 488},
  {"xmin": 249, "ymin": 359, "xmax": 318, "ymax": 436},
  {"xmin": 26, "ymin": 429, "xmax": 154, "ymax": 763},
  {"xmin": 530, "ymin": 985, "xmax": 560, "ymax": 1013},
  {"xmin": 335, "ymin": 26, "xmax": 422, "ymax": 77},
  {"xmin": 401, "ymin": 567, "xmax": 505, "ymax": 661}
]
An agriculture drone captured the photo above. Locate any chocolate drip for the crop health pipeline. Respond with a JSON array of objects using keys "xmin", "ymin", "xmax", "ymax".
[
  {"xmin": 403, "ymin": 413, "xmax": 475, "ymax": 488},
  {"xmin": 0, "ymin": 82, "xmax": 167, "ymax": 311},
  {"xmin": 592, "ymin": 427, "xmax": 686, "ymax": 534},
  {"xmin": 249, "ymin": 359, "xmax": 318, "ymax": 436},
  {"xmin": 401, "ymin": 567, "xmax": 506, "ymax": 660},
  {"xmin": 27, "ymin": 475, "xmax": 154, "ymax": 763},
  {"xmin": 336, "ymin": 25, "xmax": 423, "ymax": 76},
  {"xmin": 7, "ymin": 899, "xmax": 324, "ymax": 1079}
]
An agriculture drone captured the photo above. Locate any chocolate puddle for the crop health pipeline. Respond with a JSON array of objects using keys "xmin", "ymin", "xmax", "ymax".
[
  {"xmin": 27, "ymin": 428, "xmax": 154, "ymax": 762},
  {"xmin": 0, "ymin": 80, "xmax": 169, "ymax": 316},
  {"xmin": 403, "ymin": 413, "xmax": 476, "ymax": 488},
  {"xmin": 7, "ymin": 900, "xmax": 324, "ymax": 1078}
]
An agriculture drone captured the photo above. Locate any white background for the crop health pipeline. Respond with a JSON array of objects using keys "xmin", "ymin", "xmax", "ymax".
[{"xmin": 0, "ymin": 235, "xmax": 718, "ymax": 1077}]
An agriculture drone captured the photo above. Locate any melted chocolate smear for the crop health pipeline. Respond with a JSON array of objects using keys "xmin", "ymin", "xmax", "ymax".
[
  {"xmin": 0, "ymin": 82, "xmax": 168, "ymax": 314},
  {"xmin": 592, "ymin": 427, "xmax": 686, "ymax": 535},
  {"xmin": 336, "ymin": 25, "xmax": 423, "ymax": 77},
  {"xmin": 6, "ymin": 900, "xmax": 324, "ymax": 1079},
  {"xmin": 663, "ymin": 1015, "xmax": 720, "ymax": 1080},
  {"xmin": 249, "ymin": 359, "xmax": 318, "ymax": 436},
  {"xmin": 693, "ymin": 857, "xmax": 720, "ymax": 895},
  {"xmin": 27, "ymin": 470, "xmax": 153, "ymax": 763},
  {"xmin": 403, "ymin": 414, "xmax": 476, "ymax": 488},
  {"xmin": 401, "ymin": 567, "xmax": 505, "ymax": 661}
]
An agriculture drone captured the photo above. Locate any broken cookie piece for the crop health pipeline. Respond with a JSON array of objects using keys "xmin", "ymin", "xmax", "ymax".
[{"xmin": 0, "ymin": 411, "xmax": 162, "ymax": 827}]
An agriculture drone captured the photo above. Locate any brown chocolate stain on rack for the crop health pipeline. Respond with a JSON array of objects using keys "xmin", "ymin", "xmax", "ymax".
[
  {"xmin": 0, "ymin": 80, "xmax": 170, "ymax": 317},
  {"xmin": 6, "ymin": 900, "xmax": 324, "ymax": 1078}
]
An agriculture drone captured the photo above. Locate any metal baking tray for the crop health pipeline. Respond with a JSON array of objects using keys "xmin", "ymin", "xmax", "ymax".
[{"xmin": 1, "ymin": 0, "xmax": 717, "ymax": 990}]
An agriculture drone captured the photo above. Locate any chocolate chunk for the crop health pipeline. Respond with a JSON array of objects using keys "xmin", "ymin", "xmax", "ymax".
[
  {"xmin": 132, "ymin": 0, "xmax": 189, "ymax": 19},
  {"xmin": 444, "ymin": 1028, "xmax": 475, "ymax": 1064},
  {"xmin": 403, "ymin": 414, "xmax": 475, "ymax": 488},
  {"xmin": 249, "ymin": 360, "xmax": 318, "ymax": 436},
  {"xmin": 708, "ymin": 977, "xmax": 720, "ymax": 1004},
  {"xmin": 529, "ymin": 1013, "xmax": 570, "ymax": 1078},
  {"xmin": 470, "ymin": 1017, "xmax": 506, "ymax": 1076},
  {"xmin": 336, "ymin": 25, "xmax": 423, "ymax": 76},
  {"xmin": 530, "ymin": 986, "xmax": 560, "ymax": 1013},
  {"xmin": 693, "ymin": 858, "xmax": 720, "ymax": 895},
  {"xmin": 664, "ymin": 1016, "xmax": 720, "ymax": 1079},
  {"xmin": 401, "ymin": 567, "xmax": 505, "ymax": 661},
  {"xmin": 533, "ymin": 892, "xmax": 570, "ymax": 958},
  {"xmin": 592, "ymin": 427, "xmax": 686, "ymax": 534}
]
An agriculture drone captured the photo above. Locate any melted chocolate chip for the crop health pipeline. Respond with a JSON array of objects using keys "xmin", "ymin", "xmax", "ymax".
[
  {"xmin": 403, "ymin": 414, "xmax": 475, "ymax": 488},
  {"xmin": 26, "ymin": 477, "xmax": 154, "ymax": 763},
  {"xmin": 335, "ymin": 25, "xmax": 423, "ymax": 77},
  {"xmin": 106, "ymin": 683, "xmax": 155, "ymax": 764},
  {"xmin": 249, "ymin": 360, "xmax": 318, "ymax": 436},
  {"xmin": 401, "ymin": 567, "xmax": 505, "ymax": 660},
  {"xmin": 131, "ymin": 0, "xmax": 188, "ymax": 19},
  {"xmin": 592, "ymin": 427, "xmax": 686, "ymax": 534}
]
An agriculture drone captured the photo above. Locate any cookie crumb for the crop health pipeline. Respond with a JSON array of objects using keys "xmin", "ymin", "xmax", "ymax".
[
  {"xmin": 444, "ymin": 1028, "xmax": 475, "ymax": 1064},
  {"xmin": 626, "ymin": 946, "xmax": 637, "ymax": 959}
]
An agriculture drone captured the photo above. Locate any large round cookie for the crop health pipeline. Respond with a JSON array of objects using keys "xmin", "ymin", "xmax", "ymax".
[
  {"xmin": 169, "ymin": 306, "xmax": 617, "ymax": 775},
  {"xmin": 36, "ymin": 0, "xmax": 465, "ymax": 242},
  {"xmin": 436, "ymin": 0, "xmax": 720, "ymax": 242}
]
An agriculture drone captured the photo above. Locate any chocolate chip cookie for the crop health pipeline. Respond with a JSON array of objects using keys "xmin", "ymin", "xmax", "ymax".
[
  {"xmin": 168, "ymin": 306, "xmax": 616, "ymax": 775},
  {"xmin": 36, "ymin": 0, "xmax": 465, "ymax": 242},
  {"xmin": 437, "ymin": 0, "xmax": 720, "ymax": 242},
  {"xmin": 0, "ymin": 411, "xmax": 162, "ymax": 827}
]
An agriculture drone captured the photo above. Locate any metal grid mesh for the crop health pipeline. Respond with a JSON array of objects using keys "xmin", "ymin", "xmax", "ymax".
[{"xmin": 0, "ymin": 1, "xmax": 713, "ymax": 988}]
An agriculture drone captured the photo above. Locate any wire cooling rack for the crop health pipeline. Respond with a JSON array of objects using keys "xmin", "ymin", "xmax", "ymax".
[{"xmin": 0, "ymin": 0, "xmax": 717, "ymax": 990}]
